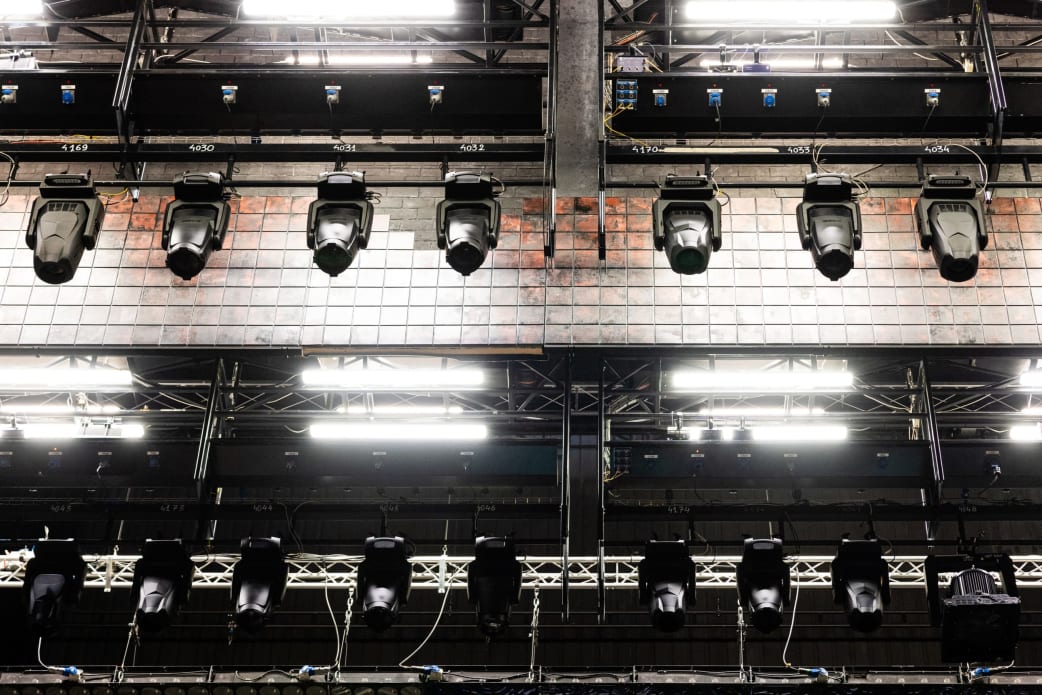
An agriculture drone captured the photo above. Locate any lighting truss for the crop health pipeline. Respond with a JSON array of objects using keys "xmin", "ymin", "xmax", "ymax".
[{"xmin": 2, "ymin": 553, "xmax": 1041, "ymax": 591}]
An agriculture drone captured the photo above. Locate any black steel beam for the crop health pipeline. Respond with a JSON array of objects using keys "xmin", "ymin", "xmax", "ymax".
[{"xmin": 605, "ymin": 502, "xmax": 1042, "ymax": 523}]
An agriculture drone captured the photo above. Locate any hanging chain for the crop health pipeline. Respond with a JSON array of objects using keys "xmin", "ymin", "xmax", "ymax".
[
  {"xmin": 336, "ymin": 586, "xmax": 356, "ymax": 681},
  {"xmin": 528, "ymin": 587, "xmax": 541, "ymax": 682}
]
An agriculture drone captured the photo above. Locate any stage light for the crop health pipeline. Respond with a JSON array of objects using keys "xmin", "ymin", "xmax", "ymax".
[
  {"xmin": 697, "ymin": 407, "xmax": 826, "ymax": 417},
  {"xmin": 0, "ymin": 0, "xmax": 44, "ymax": 18},
  {"xmin": 466, "ymin": 536, "xmax": 522, "ymax": 637},
  {"xmin": 162, "ymin": 172, "xmax": 231, "ymax": 281},
  {"xmin": 685, "ymin": 0, "xmax": 896, "ymax": 22},
  {"xmin": 638, "ymin": 540, "xmax": 696, "ymax": 632},
  {"xmin": 830, "ymin": 539, "xmax": 890, "ymax": 633},
  {"xmin": 915, "ymin": 175, "xmax": 987, "ymax": 282},
  {"xmin": 302, "ymin": 367, "xmax": 485, "ymax": 390},
  {"xmin": 699, "ymin": 57, "xmax": 844, "ymax": 70},
  {"xmin": 232, "ymin": 537, "xmax": 288, "ymax": 633},
  {"xmin": 925, "ymin": 553, "xmax": 1020, "ymax": 663},
  {"xmin": 652, "ymin": 174, "xmax": 722, "ymax": 275},
  {"xmin": 1010, "ymin": 424, "xmax": 1042, "ymax": 441},
  {"xmin": 672, "ymin": 369, "xmax": 852, "ymax": 392},
  {"xmin": 0, "ymin": 367, "xmax": 132, "ymax": 391},
  {"xmin": 0, "ymin": 404, "xmax": 120, "ymax": 416},
  {"xmin": 309, "ymin": 422, "xmax": 487, "ymax": 440},
  {"xmin": 358, "ymin": 536, "xmax": 413, "ymax": 631},
  {"xmin": 341, "ymin": 405, "xmax": 464, "ymax": 416},
  {"xmin": 1, "ymin": 421, "xmax": 143, "ymax": 439},
  {"xmin": 23, "ymin": 540, "xmax": 86, "ymax": 637},
  {"xmin": 243, "ymin": 0, "xmax": 455, "ymax": 18},
  {"xmin": 306, "ymin": 172, "xmax": 374, "ymax": 277},
  {"xmin": 25, "ymin": 173, "xmax": 105, "ymax": 285},
  {"xmin": 132, "ymin": 540, "xmax": 195, "ymax": 633},
  {"xmin": 796, "ymin": 173, "xmax": 862, "ymax": 281},
  {"xmin": 737, "ymin": 538, "xmax": 790, "ymax": 633},
  {"xmin": 751, "ymin": 425, "xmax": 847, "ymax": 442},
  {"xmin": 1019, "ymin": 369, "xmax": 1042, "ymax": 387},
  {"xmin": 436, "ymin": 172, "xmax": 501, "ymax": 276}
]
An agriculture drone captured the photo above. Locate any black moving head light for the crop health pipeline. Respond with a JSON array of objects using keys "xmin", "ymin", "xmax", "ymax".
[
  {"xmin": 653, "ymin": 174, "xmax": 722, "ymax": 275},
  {"xmin": 232, "ymin": 537, "xmax": 288, "ymax": 632},
  {"xmin": 831, "ymin": 539, "xmax": 891, "ymax": 633},
  {"xmin": 737, "ymin": 538, "xmax": 790, "ymax": 633},
  {"xmin": 162, "ymin": 172, "xmax": 231, "ymax": 280},
  {"xmin": 638, "ymin": 539, "xmax": 697, "ymax": 632},
  {"xmin": 132, "ymin": 539, "xmax": 195, "ymax": 632},
  {"xmin": 358, "ymin": 536, "xmax": 414, "ymax": 631},
  {"xmin": 796, "ymin": 173, "xmax": 862, "ymax": 281},
  {"xmin": 467, "ymin": 536, "xmax": 522, "ymax": 636},
  {"xmin": 23, "ymin": 539, "xmax": 86, "ymax": 637},
  {"xmin": 915, "ymin": 174, "xmax": 987, "ymax": 282},
  {"xmin": 26, "ymin": 173, "xmax": 105, "ymax": 284},
  {"xmin": 307, "ymin": 171, "xmax": 374, "ymax": 276},
  {"xmin": 436, "ymin": 172, "xmax": 501, "ymax": 276}
]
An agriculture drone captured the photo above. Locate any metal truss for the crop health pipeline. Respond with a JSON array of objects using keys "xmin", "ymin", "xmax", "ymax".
[{"xmin": 4, "ymin": 552, "xmax": 1042, "ymax": 590}]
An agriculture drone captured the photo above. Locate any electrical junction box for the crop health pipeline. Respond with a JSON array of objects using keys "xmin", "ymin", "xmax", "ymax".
[{"xmin": 616, "ymin": 56, "xmax": 648, "ymax": 73}]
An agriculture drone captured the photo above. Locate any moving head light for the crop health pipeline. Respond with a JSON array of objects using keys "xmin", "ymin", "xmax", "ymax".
[
  {"xmin": 307, "ymin": 171, "xmax": 374, "ymax": 276},
  {"xmin": 232, "ymin": 537, "xmax": 288, "ymax": 633},
  {"xmin": 915, "ymin": 174, "xmax": 987, "ymax": 282},
  {"xmin": 358, "ymin": 536, "xmax": 413, "ymax": 631},
  {"xmin": 737, "ymin": 538, "xmax": 790, "ymax": 633},
  {"xmin": 23, "ymin": 539, "xmax": 86, "ymax": 637},
  {"xmin": 831, "ymin": 539, "xmax": 890, "ymax": 633},
  {"xmin": 162, "ymin": 172, "xmax": 231, "ymax": 280},
  {"xmin": 26, "ymin": 173, "xmax": 104, "ymax": 284},
  {"xmin": 653, "ymin": 174, "xmax": 722, "ymax": 275},
  {"xmin": 466, "ymin": 536, "xmax": 522, "ymax": 636},
  {"xmin": 132, "ymin": 539, "xmax": 195, "ymax": 633},
  {"xmin": 436, "ymin": 172, "xmax": 501, "ymax": 276},
  {"xmin": 796, "ymin": 173, "xmax": 862, "ymax": 281},
  {"xmin": 638, "ymin": 539, "xmax": 696, "ymax": 632}
]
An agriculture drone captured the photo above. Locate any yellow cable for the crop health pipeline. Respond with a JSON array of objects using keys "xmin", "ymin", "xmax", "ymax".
[{"xmin": 604, "ymin": 107, "xmax": 651, "ymax": 147}]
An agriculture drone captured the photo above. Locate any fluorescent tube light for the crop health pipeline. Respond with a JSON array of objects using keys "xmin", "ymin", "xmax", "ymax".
[
  {"xmin": 340, "ymin": 405, "xmax": 464, "ymax": 415},
  {"xmin": 288, "ymin": 54, "xmax": 434, "ymax": 65},
  {"xmin": 684, "ymin": 427, "xmax": 735, "ymax": 441},
  {"xmin": 244, "ymin": 0, "xmax": 455, "ymax": 18},
  {"xmin": 700, "ymin": 57, "xmax": 844, "ymax": 69},
  {"xmin": 302, "ymin": 368, "xmax": 485, "ymax": 390},
  {"xmin": 310, "ymin": 422, "xmax": 487, "ymax": 440},
  {"xmin": 0, "ymin": 0, "xmax": 43, "ymax": 18},
  {"xmin": 1, "ymin": 421, "xmax": 144, "ymax": 439},
  {"xmin": 0, "ymin": 368, "xmax": 133, "ymax": 390},
  {"xmin": 1020, "ymin": 369, "xmax": 1042, "ymax": 387},
  {"xmin": 686, "ymin": 0, "xmax": 896, "ymax": 22},
  {"xmin": 673, "ymin": 370, "xmax": 852, "ymax": 392},
  {"xmin": 1010, "ymin": 424, "xmax": 1042, "ymax": 442},
  {"xmin": 697, "ymin": 407, "xmax": 826, "ymax": 417},
  {"xmin": 751, "ymin": 425, "xmax": 848, "ymax": 442},
  {"xmin": 0, "ymin": 404, "xmax": 120, "ymax": 416}
]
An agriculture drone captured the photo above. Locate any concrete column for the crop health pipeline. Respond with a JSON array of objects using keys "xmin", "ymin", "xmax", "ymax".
[{"xmin": 554, "ymin": 0, "xmax": 601, "ymax": 197}]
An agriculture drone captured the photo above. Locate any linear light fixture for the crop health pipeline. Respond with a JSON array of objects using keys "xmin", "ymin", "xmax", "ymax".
[
  {"xmin": 289, "ymin": 54, "xmax": 435, "ymax": 65},
  {"xmin": 673, "ymin": 370, "xmax": 852, "ymax": 392},
  {"xmin": 697, "ymin": 407, "xmax": 827, "ymax": 417},
  {"xmin": 686, "ymin": 0, "xmax": 896, "ymax": 22},
  {"xmin": 0, "ymin": 404, "xmax": 120, "ymax": 416},
  {"xmin": 1010, "ymin": 424, "xmax": 1042, "ymax": 442},
  {"xmin": 684, "ymin": 426, "xmax": 736, "ymax": 441},
  {"xmin": 340, "ymin": 405, "xmax": 464, "ymax": 415},
  {"xmin": 0, "ymin": 368, "xmax": 133, "ymax": 391},
  {"xmin": 0, "ymin": 422, "xmax": 144, "ymax": 439},
  {"xmin": 751, "ymin": 425, "xmax": 848, "ymax": 442},
  {"xmin": 243, "ymin": 0, "xmax": 455, "ymax": 18},
  {"xmin": 0, "ymin": 0, "xmax": 43, "ymax": 18},
  {"xmin": 302, "ymin": 368, "xmax": 485, "ymax": 391},
  {"xmin": 310, "ymin": 422, "xmax": 487, "ymax": 440},
  {"xmin": 1019, "ymin": 369, "xmax": 1042, "ymax": 388},
  {"xmin": 700, "ymin": 57, "xmax": 845, "ymax": 69}
]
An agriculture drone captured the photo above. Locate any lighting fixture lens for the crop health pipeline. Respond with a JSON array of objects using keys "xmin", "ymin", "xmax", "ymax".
[
  {"xmin": 310, "ymin": 422, "xmax": 488, "ymax": 440},
  {"xmin": 1010, "ymin": 424, "xmax": 1042, "ymax": 442},
  {"xmin": 686, "ymin": 0, "xmax": 896, "ymax": 22},
  {"xmin": 0, "ymin": 0, "xmax": 43, "ymax": 18},
  {"xmin": 673, "ymin": 370, "xmax": 852, "ymax": 392},
  {"xmin": 302, "ymin": 368, "xmax": 485, "ymax": 390},
  {"xmin": 751, "ymin": 425, "xmax": 848, "ymax": 442},
  {"xmin": 0, "ymin": 367, "xmax": 132, "ymax": 390},
  {"xmin": 1020, "ymin": 369, "xmax": 1042, "ymax": 387},
  {"xmin": 244, "ymin": 0, "xmax": 455, "ymax": 17}
]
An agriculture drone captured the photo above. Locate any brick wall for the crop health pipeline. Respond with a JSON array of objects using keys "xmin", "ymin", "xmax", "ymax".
[{"xmin": 0, "ymin": 188, "xmax": 1040, "ymax": 347}]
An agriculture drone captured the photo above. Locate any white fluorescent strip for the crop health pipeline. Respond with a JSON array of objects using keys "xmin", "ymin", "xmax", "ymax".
[
  {"xmin": 1010, "ymin": 424, "xmax": 1042, "ymax": 442},
  {"xmin": 340, "ymin": 405, "xmax": 464, "ymax": 415},
  {"xmin": 0, "ymin": 422, "xmax": 142, "ymax": 439},
  {"xmin": 289, "ymin": 54, "xmax": 434, "ymax": 65},
  {"xmin": 302, "ymin": 368, "xmax": 485, "ymax": 390},
  {"xmin": 684, "ymin": 427, "xmax": 735, "ymax": 441},
  {"xmin": 0, "ymin": 368, "xmax": 133, "ymax": 390},
  {"xmin": 686, "ymin": 0, "xmax": 896, "ymax": 22},
  {"xmin": 697, "ymin": 407, "xmax": 826, "ymax": 417},
  {"xmin": 0, "ymin": 0, "xmax": 43, "ymax": 18},
  {"xmin": 699, "ymin": 58, "xmax": 844, "ymax": 69},
  {"xmin": 0, "ymin": 404, "xmax": 120, "ymax": 416},
  {"xmin": 673, "ymin": 370, "xmax": 852, "ymax": 392},
  {"xmin": 1020, "ymin": 369, "xmax": 1042, "ymax": 387},
  {"xmin": 751, "ymin": 425, "xmax": 848, "ymax": 442},
  {"xmin": 244, "ymin": 0, "xmax": 454, "ymax": 18},
  {"xmin": 310, "ymin": 422, "xmax": 487, "ymax": 440}
]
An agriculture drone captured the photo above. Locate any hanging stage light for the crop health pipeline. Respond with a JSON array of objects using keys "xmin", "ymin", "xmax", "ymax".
[
  {"xmin": 736, "ymin": 538, "xmax": 790, "ymax": 633},
  {"xmin": 638, "ymin": 539, "xmax": 697, "ymax": 632},
  {"xmin": 915, "ymin": 174, "xmax": 987, "ymax": 282},
  {"xmin": 232, "ymin": 537, "xmax": 288, "ymax": 633},
  {"xmin": 925, "ymin": 553, "xmax": 1021, "ymax": 663},
  {"xmin": 23, "ymin": 539, "xmax": 86, "ymax": 637},
  {"xmin": 162, "ymin": 172, "xmax": 231, "ymax": 281},
  {"xmin": 796, "ymin": 173, "xmax": 862, "ymax": 281},
  {"xmin": 25, "ymin": 173, "xmax": 105, "ymax": 284},
  {"xmin": 652, "ymin": 174, "xmax": 722, "ymax": 275},
  {"xmin": 830, "ymin": 539, "xmax": 890, "ymax": 633},
  {"xmin": 436, "ymin": 172, "xmax": 501, "ymax": 276},
  {"xmin": 307, "ymin": 171, "xmax": 374, "ymax": 277},
  {"xmin": 466, "ymin": 536, "xmax": 522, "ymax": 636},
  {"xmin": 132, "ymin": 539, "xmax": 195, "ymax": 633},
  {"xmin": 358, "ymin": 536, "xmax": 414, "ymax": 631}
]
